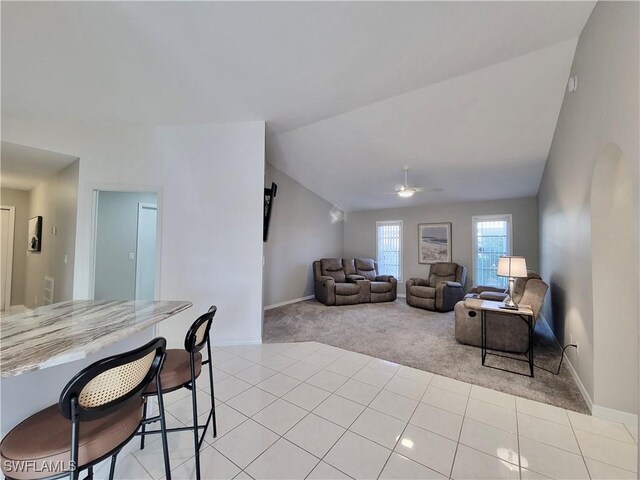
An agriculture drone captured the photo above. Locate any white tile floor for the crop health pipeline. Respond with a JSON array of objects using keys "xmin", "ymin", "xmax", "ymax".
[{"xmin": 94, "ymin": 342, "xmax": 638, "ymax": 480}]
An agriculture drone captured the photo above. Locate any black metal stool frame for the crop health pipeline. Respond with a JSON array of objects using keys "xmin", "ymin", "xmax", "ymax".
[
  {"xmin": 138, "ymin": 306, "xmax": 217, "ymax": 480},
  {"xmin": 2, "ymin": 337, "xmax": 173, "ymax": 480}
]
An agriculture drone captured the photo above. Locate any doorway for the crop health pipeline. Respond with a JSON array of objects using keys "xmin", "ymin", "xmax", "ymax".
[
  {"xmin": 93, "ymin": 191, "xmax": 159, "ymax": 301},
  {"xmin": 0, "ymin": 206, "xmax": 15, "ymax": 311}
]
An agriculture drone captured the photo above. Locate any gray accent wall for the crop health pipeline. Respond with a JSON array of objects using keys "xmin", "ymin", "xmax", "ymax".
[
  {"xmin": 263, "ymin": 162, "xmax": 344, "ymax": 307},
  {"xmin": 344, "ymin": 197, "xmax": 539, "ymax": 295},
  {"xmin": 23, "ymin": 160, "xmax": 79, "ymax": 308},
  {"xmin": 538, "ymin": 1, "xmax": 639, "ymax": 415},
  {"xmin": 94, "ymin": 191, "xmax": 157, "ymax": 301}
]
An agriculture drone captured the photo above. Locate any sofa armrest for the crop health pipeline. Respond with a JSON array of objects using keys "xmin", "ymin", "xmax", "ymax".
[
  {"xmin": 478, "ymin": 291, "xmax": 508, "ymax": 301},
  {"xmin": 407, "ymin": 277, "xmax": 429, "ymax": 288},
  {"xmin": 375, "ymin": 275, "xmax": 395, "ymax": 282},
  {"xmin": 314, "ymin": 276, "xmax": 336, "ymax": 305},
  {"xmin": 435, "ymin": 280, "xmax": 465, "ymax": 312},
  {"xmin": 470, "ymin": 285, "xmax": 505, "ymax": 294}
]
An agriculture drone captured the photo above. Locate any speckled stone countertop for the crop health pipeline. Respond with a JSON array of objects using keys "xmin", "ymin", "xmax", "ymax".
[{"xmin": 0, "ymin": 300, "xmax": 192, "ymax": 378}]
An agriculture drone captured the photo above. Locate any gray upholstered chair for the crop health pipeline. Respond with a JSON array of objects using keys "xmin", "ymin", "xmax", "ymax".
[
  {"xmin": 344, "ymin": 258, "xmax": 397, "ymax": 303},
  {"xmin": 405, "ymin": 262, "xmax": 467, "ymax": 312},
  {"xmin": 313, "ymin": 258, "xmax": 369, "ymax": 306},
  {"xmin": 454, "ymin": 271, "xmax": 549, "ymax": 353}
]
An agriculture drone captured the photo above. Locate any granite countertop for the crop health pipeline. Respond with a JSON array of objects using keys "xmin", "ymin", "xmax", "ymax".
[{"xmin": 0, "ymin": 300, "xmax": 192, "ymax": 378}]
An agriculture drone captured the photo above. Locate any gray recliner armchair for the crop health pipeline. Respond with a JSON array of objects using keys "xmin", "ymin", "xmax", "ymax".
[
  {"xmin": 405, "ymin": 262, "xmax": 467, "ymax": 312},
  {"xmin": 454, "ymin": 271, "xmax": 549, "ymax": 353}
]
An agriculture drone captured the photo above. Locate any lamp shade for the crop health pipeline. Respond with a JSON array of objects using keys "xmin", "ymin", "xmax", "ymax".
[{"xmin": 497, "ymin": 256, "xmax": 527, "ymax": 278}]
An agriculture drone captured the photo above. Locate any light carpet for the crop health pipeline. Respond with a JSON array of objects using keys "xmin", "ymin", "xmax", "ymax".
[{"xmin": 263, "ymin": 298, "xmax": 589, "ymax": 414}]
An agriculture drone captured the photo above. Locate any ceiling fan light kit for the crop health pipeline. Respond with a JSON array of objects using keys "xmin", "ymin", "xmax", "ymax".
[{"xmin": 393, "ymin": 166, "xmax": 423, "ymax": 198}]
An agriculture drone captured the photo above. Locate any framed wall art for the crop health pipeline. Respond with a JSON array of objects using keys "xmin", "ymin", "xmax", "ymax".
[
  {"xmin": 28, "ymin": 216, "xmax": 43, "ymax": 252},
  {"xmin": 418, "ymin": 222, "xmax": 451, "ymax": 264}
]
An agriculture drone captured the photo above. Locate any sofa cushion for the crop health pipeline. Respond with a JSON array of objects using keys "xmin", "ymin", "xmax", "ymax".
[
  {"xmin": 428, "ymin": 263, "xmax": 458, "ymax": 287},
  {"xmin": 354, "ymin": 258, "xmax": 377, "ymax": 281},
  {"xmin": 335, "ymin": 283, "xmax": 360, "ymax": 295},
  {"xmin": 411, "ymin": 286, "xmax": 436, "ymax": 299},
  {"xmin": 370, "ymin": 281, "xmax": 392, "ymax": 294},
  {"xmin": 321, "ymin": 258, "xmax": 346, "ymax": 283}
]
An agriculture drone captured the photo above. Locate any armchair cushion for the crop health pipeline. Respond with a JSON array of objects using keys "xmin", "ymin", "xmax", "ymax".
[
  {"xmin": 335, "ymin": 283, "xmax": 360, "ymax": 295},
  {"xmin": 411, "ymin": 286, "xmax": 436, "ymax": 299},
  {"xmin": 320, "ymin": 258, "xmax": 346, "ymax": 283},
  {"xmin": 428, "ymin": 262, "xmax": 458, "ymax": 287},
  {"xmin": 370, "ymin": 281, "xmax": 392, "ymax": 294},
  {"xmin": 354, "ymin": 258, "xmax": 377, "ymax": 281}
]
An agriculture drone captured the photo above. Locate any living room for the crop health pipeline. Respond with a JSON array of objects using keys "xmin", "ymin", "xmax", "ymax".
[{"xmin": 1, "ymin": 1, "xmax": 638, "ymax": 479}]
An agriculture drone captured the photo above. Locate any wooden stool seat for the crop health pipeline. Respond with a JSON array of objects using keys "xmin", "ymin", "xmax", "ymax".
[
  {"xmin": 0, "ymin": 399, "xmax": 143, "ymax": 480},
  {"xmin": 145, "ymin": 349, "xmax": 202, "ymax": 393}
]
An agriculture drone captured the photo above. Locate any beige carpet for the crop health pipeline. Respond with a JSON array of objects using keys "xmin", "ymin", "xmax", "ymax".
[{"xmin": 263, "ymin": 298, "xmax": 589, "ymax": 414}]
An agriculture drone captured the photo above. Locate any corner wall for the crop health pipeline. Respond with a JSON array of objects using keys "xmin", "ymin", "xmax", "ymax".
[
  {"xmin": 344, "ymin": 197, "xmax": 539, "ymax": 294},
  {"xmin": 538, "ymin": 1, "xmax": 639, "ymax": 416},
  {"xmin": 2, "ymin": 118, "xmax": 266, "ymax": 347},
  {"xmin": 263, "ymin": 162, "xmax": 344, "ymax": 308}
]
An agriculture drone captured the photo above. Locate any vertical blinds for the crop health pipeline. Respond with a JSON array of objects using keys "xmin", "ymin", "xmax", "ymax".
[
  {"xmin": 377, "ymin": 222, "xmax": 402, "ymax": 280},
  {"xmin": 475, "ymin": 218, "xmax": 510, "ymax": 287}
]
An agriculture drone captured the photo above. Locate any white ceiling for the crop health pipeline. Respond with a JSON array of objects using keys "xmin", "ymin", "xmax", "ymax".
[
  {"xmin": 1, "ymin": 142, "xmax": 79, "ymax": 191},
  {"xmin": 2, "ymin": 1, "xmax": 595, "ymax": 209}
]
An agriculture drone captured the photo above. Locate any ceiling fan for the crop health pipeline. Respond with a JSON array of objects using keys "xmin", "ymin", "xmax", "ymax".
[{"xmin": 391, "ymin": 166, "xmax": 424, "ymax": 198}]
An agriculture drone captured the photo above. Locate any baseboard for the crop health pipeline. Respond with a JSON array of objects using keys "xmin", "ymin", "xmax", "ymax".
[
  {"xmin": 592, "ymin": 404, "xmax": 638, "ymax": 429},
  {"xmin": 538, "ymin": 314, "xmax": 593, "ymax": 412},
  {"xmin": 397, "ymin": 293, "xmax": 406, "ymax": 298},
  {"xmin": 264, "ymin": 295, "xmax": 315, "ymax": 311},
  {"xmin": 212, "ymin": 338, "xmax": 262, "ymax": 347}
]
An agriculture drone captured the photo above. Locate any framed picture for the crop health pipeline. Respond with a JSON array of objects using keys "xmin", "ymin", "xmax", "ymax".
[
  {"xmin": 418, "ymin": 222, "xmax": 451, "ymax": 264},
  {"xmin": 28, "ymin": 216, "xmax": 42, "ymax": 252}
]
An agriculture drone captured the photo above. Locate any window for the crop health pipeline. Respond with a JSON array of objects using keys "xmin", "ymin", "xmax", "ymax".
[
  {"xmin": 472, "ymin": 215, "xmax": 512, "ymax": 288},
  {"xmin": 376, "ymin": 221, "xmax": 402, "ymax": 281}
]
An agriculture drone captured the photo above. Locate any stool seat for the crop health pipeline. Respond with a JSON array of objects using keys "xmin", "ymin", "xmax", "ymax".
[
  {"xmin": 0, "ymin": 398, "xmax": 143, "ymax": 480},
  {"xmin": 145, "ymin": 349, "xmax": 202, "ymax": 393}
]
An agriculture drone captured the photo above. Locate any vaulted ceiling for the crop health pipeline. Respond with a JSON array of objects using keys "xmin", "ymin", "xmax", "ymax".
[{"xmin": 2, "ymin": 1, "xmax": 595, "ymax": 210}]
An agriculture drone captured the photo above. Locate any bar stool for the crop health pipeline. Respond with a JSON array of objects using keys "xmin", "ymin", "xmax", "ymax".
[
  {"xmin": 139, "ymin": 306, "xmax": 217, "ymax": 480},
  {"xmin": 0, "ymin": 337, "xmax": 172, "ymax": 480}
]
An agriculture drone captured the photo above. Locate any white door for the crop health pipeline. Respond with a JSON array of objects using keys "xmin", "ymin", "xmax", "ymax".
[
  {"xmin": 1, "ymin": 206, "xmax": 16, "ymax": 311},
  {"xmin": 135, "ymin": 203, "xmax": 157, "ymax": 300}
]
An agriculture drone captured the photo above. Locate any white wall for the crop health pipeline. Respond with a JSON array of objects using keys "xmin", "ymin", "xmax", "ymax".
[
  {"xmin": 263, "ymin": 162, "xmax": 344, "ymax": 307},
  {"xmin": 94, "ymin": 191, "xmax": 157, "ymax": 301},
  {"xmin": 0, "ymin": 188, "xmax": 29, "ymax": 306},
  {"xmin": 344, "ymin": 197, "xmax": 539, "ymax": 294},
  {"xmin": 2, "ymin": 118, "xmax": 266, "ymax": 346},
  {"xmin": 538, "ymin": 1, "xmax": 639, "ymax": 417}
]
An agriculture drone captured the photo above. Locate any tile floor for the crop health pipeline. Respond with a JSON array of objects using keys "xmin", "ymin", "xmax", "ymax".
[{"xmin": 94, "ymin": 342, "xmax": 638, "ymax": 480}]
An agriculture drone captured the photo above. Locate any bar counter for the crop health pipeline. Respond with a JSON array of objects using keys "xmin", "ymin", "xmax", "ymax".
[{"xmin": 0, "ymin": 299, "xmax": 192, "ymax": 437}]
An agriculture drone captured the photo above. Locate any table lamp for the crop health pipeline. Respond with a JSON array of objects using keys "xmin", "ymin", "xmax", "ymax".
[{"xmin": 497, "ymin": 256, "xmax": 527, "ymax": 310}]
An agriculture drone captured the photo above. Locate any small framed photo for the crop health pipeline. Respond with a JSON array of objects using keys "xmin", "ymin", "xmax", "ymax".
[
  {"xmin": 28, "ymin": 216, "xmax": 42, "ymax": 252},
  {"xmin": 418, "ymin": 222, "xmax": 451, "ymax": 264}
]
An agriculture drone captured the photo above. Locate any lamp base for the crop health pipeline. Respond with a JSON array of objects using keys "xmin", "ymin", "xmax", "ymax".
[{"xmin": 501, "ymin": 278, "xmax": 519, "ymax": 310}]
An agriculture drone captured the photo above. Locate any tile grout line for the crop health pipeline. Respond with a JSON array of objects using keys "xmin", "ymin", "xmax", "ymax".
[
  {"xmin": 375, "ymin": 372, "xmax": 436, "ymax": 480},
  {"xmin": 447, "ymin": 382, "xmax": 472, "ymax": 480}
]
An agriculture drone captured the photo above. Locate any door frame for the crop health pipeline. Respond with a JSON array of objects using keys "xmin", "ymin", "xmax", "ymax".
[
  {"xmin": 135, "ymin": 202, "xmax": 158, "ymax": 300},
  {"xmin": 88, "ymin": 186, "xmax": 163, "ymax": 301},
  {"xmin": 1, "ymin": 205, "xmax": 16, "ymax": 310}
]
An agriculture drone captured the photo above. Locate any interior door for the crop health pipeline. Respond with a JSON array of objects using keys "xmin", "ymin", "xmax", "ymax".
[
  {"xmin": 135, "ymin": 203, "xmax": 157, "ymax": 300},
  {"xmin": 1, "ymin": 206, "xmax": 15, "ymax": 311}
]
